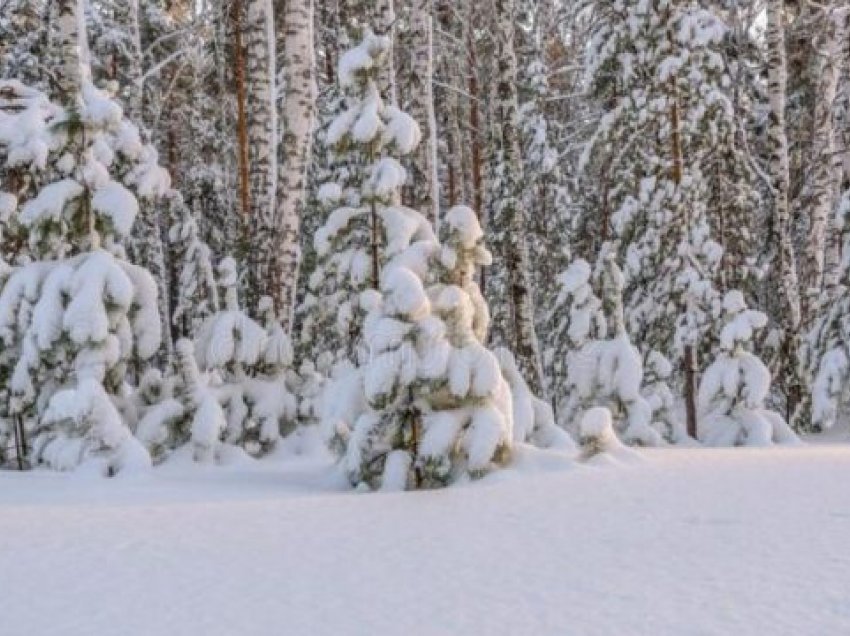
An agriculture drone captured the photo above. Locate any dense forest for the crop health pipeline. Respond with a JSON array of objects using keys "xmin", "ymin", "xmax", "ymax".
[{"xmin": 1, "ymin": 0, "xmax": 849, "ymax": 487}]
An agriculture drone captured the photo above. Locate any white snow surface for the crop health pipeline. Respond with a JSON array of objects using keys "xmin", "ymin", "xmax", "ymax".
[{"xmin": 1, "ymin": 443, "xmax": 849, "ymax": 635}]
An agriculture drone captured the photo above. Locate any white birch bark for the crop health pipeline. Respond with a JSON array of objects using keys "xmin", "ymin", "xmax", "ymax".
[
  {"xmin": 245, "ymin": 0, "xmax": 278, "ymax": 302},
  {"xmin": 55, "ymin": 0, "xmax": 86, "ymax": 101},
  {"xmin": 489, "ymin": 0, "xmax": 546, "ymax": 396},
  {"xmin": 801, "ymin": 2, "xmax": 844, "ymax": 321},
  {"xmin": 408, "ymin": 1, "xmax": 439, "ymax": 227},
  {"xmin": 822, "ymin": 7, "xmax": 850, "ymax": 295},
  {"xmin": 767, "ymin": 0, "xmax": 803, "ymax": 408},
  {"xmin": 274, "ymin": 0, "xmax": 316, "ymax": 326}
]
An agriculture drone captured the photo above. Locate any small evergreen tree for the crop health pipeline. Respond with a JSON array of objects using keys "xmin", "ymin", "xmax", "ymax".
[
  {"xmin": 343, "ymin": 205, "xmax": 513, "ymax": 489},
  {"xmin": 642, "ymin": 350, "xmax": 688, "ymax": 444},
  {"xmin": 558, "ymin": 250, "xmax": 661, "ymax": 446},
  {"xmin": 193, "ymin": 259, "xmax": 297, "ymax": 458},
  {"xmin": 697, "ymin": 291, "xmax": 798, "ymax": 446},
  {"xmin": 0, "ymin": 65, "xmax": 168, "ymax": 473},
  {"xmin": 168, "ymin": 193, "xmax": 219, "ymax": 339},
  {"xmin": 303, "ymin": 30, "xmax": 422, "ymax": 368}
]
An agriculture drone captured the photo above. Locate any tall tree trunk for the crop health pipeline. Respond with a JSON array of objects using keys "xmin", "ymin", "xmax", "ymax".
[
  {"xmin": 665, "ymin": 23, "xmax": 698, "ymax": 439},
  {"xmin": 803, "ymin": 4, "xmax": 845, "ymax": 310},
  {"xmin": 464, "ymin": 3, "xmax": 484, "ymax": 287},
  {"xmin": 767, "ymin": 0, "xmax": 803, "ymax": 417},
  {"xmin": 407, "ymin": 0, "xmax": 439, "ymax": 227},
  {"xmin": 116, "ymin": 0, "xmax": 144, "ymax": 122},
  {"xmin": 823, "ymin": 11, "xmax": 850, "ymax": 296},
  {"xmin": 489, "ymin": 0, "xmax": 546, "ymax": 396},
  {"xmin": 231, "ymin": 0, "xmax": 251, "ymax": 220},
  {"xmin": 273, "ymin": 0, "xmax": 316, "ymax": 326},
  {"xmin": 55, "ymin": 0, "xmax": 85, "ymax": 101},
  {"xmin": 245, "ymin": 0, "xmax": 278, "ymax": 305},
  {"xmin": 374, "ymin": 0, "xmax": 396, "ymax": 105}
]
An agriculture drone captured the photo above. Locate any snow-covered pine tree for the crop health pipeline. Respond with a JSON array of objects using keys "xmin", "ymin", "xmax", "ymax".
[
  {"xmin": 485, "ymin": 0, "xmax": 546, "ymax": 398},
  {"xmin": 0, "ymin": 0, "xmax": 51, "ymax": 90},
  {"xmin": 519, "ymin": 48, "xmax": 573, "ymax": 351},
  {"xmin": 577, "ymin": 406, "xmax": 631, "ymax": 461},
  {"xmin": 168, "ymin": 193, "xmax": 219, "ymax": 340},
  {"xmin": 697, "ymin": 291, "xmax": 798, "ymax": 446},
  {"xmin": 192, "ymin": 258, "xmax": 297, "ymax": 458},
  {"xmin": 342, "ymin": 205, "xmax": 513, "ymax": 490},
  {"xmin": 304, "ymin": 30, "xmax": 422, "ymax": 367},
  {"xmin": 294, "ymin": 0, "xmax": 349, "ymax": 364},
  {"xmin": 86, "ymin": 0, "xmax": 173, "ymax": 366},
  {"xmin": 544, "ymin": 258, "xmax": 606, "ymax": 428},
  {"xmin": 0, "ymin": 0, "xmax": 169, "ymax": 472},
  {"xmin": 580, "ymin": 0, "xmax": 728, "ymax": 436},
  {"xmin": 133, "ymin": 337, "xmax": 228, "ymax": 464},
  {"xmin": 642, "ymin": 350, "xmax": 688, "ymax": 444},
  {"xmin": 555, "ymin": 249, "xmax": 661, "ymax": 446}
]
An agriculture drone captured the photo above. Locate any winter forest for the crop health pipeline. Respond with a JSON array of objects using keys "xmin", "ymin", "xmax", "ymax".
[{"xmin": 2, "ymin": 0, "xmax": 850, "ymax": 633}]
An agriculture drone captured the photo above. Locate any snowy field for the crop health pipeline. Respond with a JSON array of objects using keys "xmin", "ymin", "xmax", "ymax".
[{"xmin": 2, "ymin": 442, "xmax": 850, "ymax": 636}]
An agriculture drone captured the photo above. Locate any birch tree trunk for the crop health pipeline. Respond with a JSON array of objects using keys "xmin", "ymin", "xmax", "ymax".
[
  {"xmin": 245, "ymin": 0, "xmax": 278, "ymax": 304},
  {"xmin": 407, "ymin": 0, "xmax": 439, "ymax": 227},
  {"xmin": 231, "ymin": 0, "xmax": 251, "ymax": 220},
  {"xmin": 489, "ymin": 0, "xmax": 546, "ymax": 396},
  {"xmin": 820, "ymin": 7, "xmax": 849, "ymax": 296},
  {"xmin": 55, "ymin": 0, "xmax": 85, "ymax": 101},
  {"xmin": 273, "ymin": 0, "xmax": 316, "ymax": 326},
  {"xmin": 800, "ymin": 2, "xmax": 843, "ymax": 324},
  {"xmin": 767, "ymin": 0, "xmax": 804, "ymax": 416}
]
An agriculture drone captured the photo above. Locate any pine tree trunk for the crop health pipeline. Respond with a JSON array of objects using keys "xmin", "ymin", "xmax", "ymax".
[
  {"xmin": 767, "ymin": 0, "xmax": 804, "ymax": 415},
  {"xmin": 667, "ymin": 59, "xmax": 698, "ymax": 439},
  {"xmin": 273, "ymin": 0, "xmax": 316, "ymax": 327},
  {"xmin": 490, "ymin": 0, "xmax": 546, "ymax": 396},
  {"xmin": 407, "ymin": 0, "xmax": 439, "ymax": 227}
]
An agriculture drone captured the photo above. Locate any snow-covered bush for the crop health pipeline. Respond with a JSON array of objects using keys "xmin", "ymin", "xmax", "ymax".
[
  {"xmin": 557, "ymin": 252, "xmax": 661, "ymax": 446},
  {"xmin": 577, "ymin": 407, "xmax": 626, "ymax": 460},
  {"xmin": 0, "ymin": 76, "xmax": 168, "ymax": 472},
  {"xmin": 193, "ymin": 260, "xmax": 297, "ymax": 458},
  {"xmin": 168, "ymin": 193, "xmax": 219, "ymax": 339},
  {"xmin": 319, "ymin": 359, "xmax": 367, "ymax": 458},
  {"xmin": 697, "ymin": 291, "xmax": 798, "ymax": 446},
  {"xmin": 642, "ymin": 350, "xmax": 689, "ymax": 444},
  {"xmin": 35, "ymin": 378, "xmax": 151, "ymax": 475},
  {"xmin": 495, "ymin": 347, "xmax": 575, "ymax": 452}
]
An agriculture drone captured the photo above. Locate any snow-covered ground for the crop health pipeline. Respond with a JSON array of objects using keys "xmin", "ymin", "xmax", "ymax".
[{"xmin": 2, "ymin": 441, "xmax": 850, "ymax": 635}]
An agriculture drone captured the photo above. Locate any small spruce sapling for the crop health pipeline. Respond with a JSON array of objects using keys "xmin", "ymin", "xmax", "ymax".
[{"xmin": 697, "ymin": 291, "xmax": 799, "ymax": 446}]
